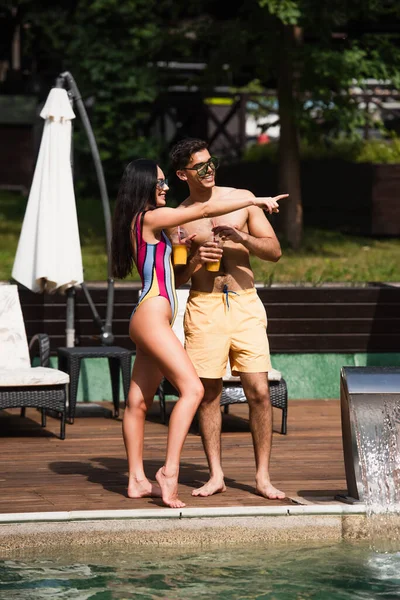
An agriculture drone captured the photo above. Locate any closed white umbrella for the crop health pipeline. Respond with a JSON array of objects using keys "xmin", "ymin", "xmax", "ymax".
[
  {"xmin": 13, "ymin": 72, "xmax": 115, "ymax": 348},
  {"xmin": 12, "ymin": 87, "xmax": 83, "ymax": 295}
]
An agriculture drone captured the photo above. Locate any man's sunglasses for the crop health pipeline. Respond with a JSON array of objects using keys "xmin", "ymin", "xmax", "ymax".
[
  {"xmin": 183, "ymin": 156, "xmax": 219, "ymax": 178},
  {"xmin": 157, "ymin": 178, "xmax": 169, "ymax": 189}
]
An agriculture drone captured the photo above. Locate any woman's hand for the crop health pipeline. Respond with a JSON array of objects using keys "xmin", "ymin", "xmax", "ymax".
[
  {"xmin": 254, "ymin": 194, "xmax": 289, "ymax": 213},
  {"xmin": 182, "ymin": 233, "xmax": 196, "ymax": 253}
]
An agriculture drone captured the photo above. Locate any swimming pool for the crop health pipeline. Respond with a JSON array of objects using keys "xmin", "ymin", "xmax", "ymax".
[{"xmin": 1, "ymin": 540, "xmax": 400, "ymax": 599}]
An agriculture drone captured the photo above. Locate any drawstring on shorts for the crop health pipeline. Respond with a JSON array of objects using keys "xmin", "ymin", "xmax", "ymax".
[{"xmin": 222, "ymin": 284, "xmax": 238, "ymax": 310}]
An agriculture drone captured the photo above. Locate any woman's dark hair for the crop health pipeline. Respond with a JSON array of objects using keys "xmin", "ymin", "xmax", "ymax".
[
  {"xmin": 169, "ymin": 138, "xmax": 209, "ymax": 171},
  {"xmin": 111, "ymin": 158, "xmax": 158, "ymax": 279}
]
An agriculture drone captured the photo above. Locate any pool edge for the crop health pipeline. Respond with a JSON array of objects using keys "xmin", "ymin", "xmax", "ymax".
[
  {"xmin": 0, "ymin": 503, "xmax": 366, "ymax": 523},
  {"xmin": 0, "ymin": 505, "xmax": 376, "ymax": 554}
]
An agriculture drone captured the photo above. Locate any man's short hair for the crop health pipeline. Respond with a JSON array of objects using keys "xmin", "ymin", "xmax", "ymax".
[{"xmin": 170, "ymin": 138, "xmax": 209, "ymax": 171}]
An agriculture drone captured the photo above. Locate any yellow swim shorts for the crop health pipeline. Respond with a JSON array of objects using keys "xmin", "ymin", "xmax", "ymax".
[{"xmin": 184, "ymin": 287, "xmax": 272, "ymax": 379}]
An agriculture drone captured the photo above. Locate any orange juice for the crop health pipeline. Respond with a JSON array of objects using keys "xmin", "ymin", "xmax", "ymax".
[
  {"xmin": 172, "ymin": 244, "xmax": 187, "ymax": 265},
  {"xmin": 206, "ymin": 259, "xmax": 221, "ymax": 272}
]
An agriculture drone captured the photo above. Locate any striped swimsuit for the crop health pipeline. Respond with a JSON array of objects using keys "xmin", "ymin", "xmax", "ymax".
[{"xmin": 132, "ymin": 211, "xmax": 177, "ymax": 325}]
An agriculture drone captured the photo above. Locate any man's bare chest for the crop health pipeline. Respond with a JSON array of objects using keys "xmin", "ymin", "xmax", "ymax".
[{"xmin": 184, "ymin": 212, "xmax": 248, "ymax": 245}]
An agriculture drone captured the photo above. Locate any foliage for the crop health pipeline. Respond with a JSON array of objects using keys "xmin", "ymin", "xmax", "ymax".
[
  {"xmin": 243, "ymin": 135, "xmax": 400, "ymax": 164},
  {"xmin": 227, "ymin": 1, "xmax": 400, "ymax": 144},
  {"xmin": 243, "ymin": 141, "xmax": 280, "ymax": 163},
  {"xmin": 258, "ymin": 0, "xmax": 301, "ymax": 25},
  {"xmin": 298, "ymin": 40, "xmax": 400, "ymax": 143},
  {"xmin": 68, "ymin": 0, "xmax": 165, "ymax": 194},
  {"xmin": 6, "ymin": 1, "xmax": 400, "ymax": 198},
  {"xmin": 18, "ymin": 0, "xmax": 167, "ymax": 195},
  {"xmin": 14, "ymin": 2, "xmax": 400, "ymax": 152},
  {"xmin": 356, "ymin": 136, "xmax": 400, "ymax": 164}
]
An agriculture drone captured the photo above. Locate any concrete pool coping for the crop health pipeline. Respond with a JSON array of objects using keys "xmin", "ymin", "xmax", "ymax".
[
  {"xmin": 0, "ymin": 502, "xmax": 366, "ymax": 524},
  {"xmin": 2, "ymin": 503, "xmax": 382, "ymax": 554}
]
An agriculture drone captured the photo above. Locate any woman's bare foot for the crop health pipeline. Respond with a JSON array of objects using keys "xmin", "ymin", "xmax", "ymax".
[
  {"xmin": 255, "ymin": 479, "xmax": 286, "ymax": 500},
  {"xmin": 127, "ymin": 477, "xmax": 162, "ymax": 499},
  {"xmin": 155, "ymin": 467, "xmax": 186, "ymax": 508},
  {"xmin": 192, "ymin": 476, "xmax": 226, "ymax": 497}
]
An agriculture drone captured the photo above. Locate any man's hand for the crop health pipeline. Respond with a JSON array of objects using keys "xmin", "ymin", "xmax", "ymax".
[
  {"xmin": 212, "ymin": 225, "xmax": 247, "ymax": 244},
  {"xmin": 190, "ymin": 241, "xmax": 223, "ymax": 266}
]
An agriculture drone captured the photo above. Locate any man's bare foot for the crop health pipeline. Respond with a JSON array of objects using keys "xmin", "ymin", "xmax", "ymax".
[
  {"xmin": 192, "ymin": 476, "xmax": 226, "ymax": 497},
  {"xmin": 127, "ymin": 477, "xmax": 162, "ymax": 499},
  {"xmin": 155, "ymin": 467, "xmax": 186, "ymax": 508},
  {"xmin": 255, "ymin": 481, "xmax": 286, "ymax": 500}
]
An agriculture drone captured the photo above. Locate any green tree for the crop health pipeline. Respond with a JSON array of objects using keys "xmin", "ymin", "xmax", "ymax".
[
  {"xmin": 176, "ymin": 0, "xmax": 400, "ymax": 248},
  {"xmin": 19, "ymin": 0, "xmax": 166, "ymax": 194},
  {"xmin": 68, "ymin": 0, "xmax": 166, "ymax": 193},
  {"xmin": 14, "ymin": 0, "xmax": 400, "ymax": 246},
  {"xmin": 260, "ymin": 1, "xmax": 400, "ymax": 248}
]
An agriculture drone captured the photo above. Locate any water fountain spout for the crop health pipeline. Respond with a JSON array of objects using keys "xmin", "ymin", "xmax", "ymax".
[{"xmin": 339, "ymin": 366, "xmax": 400, "ymax": 513}]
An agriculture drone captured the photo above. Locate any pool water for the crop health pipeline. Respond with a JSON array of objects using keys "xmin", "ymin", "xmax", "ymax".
[{"xmin": 1, "ymin": 540, "xmax": 400, "ymax": 599}]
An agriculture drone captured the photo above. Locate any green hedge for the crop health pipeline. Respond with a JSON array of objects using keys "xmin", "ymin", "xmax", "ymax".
[{"xmin": 244, "ymin": 137, "xmax": 400, "ymax": 164}]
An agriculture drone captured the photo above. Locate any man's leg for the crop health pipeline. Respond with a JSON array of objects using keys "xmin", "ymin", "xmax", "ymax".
[
  {"xmin": 192, "ymin": 377, "xmax": 227, "ymax": 497},
  {"xmin": 240, "ymin": 372, "xmax": 285, "ymax": 499}
]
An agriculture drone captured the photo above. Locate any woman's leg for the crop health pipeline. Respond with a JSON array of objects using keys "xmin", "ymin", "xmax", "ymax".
[
  {"xmin": 123, "ymin": 347, "xmax": 163, "ymax": 498},
  {"xmin": 130, "ymin": 297, "xmax": 204, "ymax": 508}
]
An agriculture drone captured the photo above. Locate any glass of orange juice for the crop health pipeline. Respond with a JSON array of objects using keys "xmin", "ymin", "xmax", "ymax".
[
  {"xmin": 171, "ymin": 227, "xmax": 188, "ymax": 265},
  {"xmin": 206, "ymin": 231, "xmax": 223, "ymax": 272}
]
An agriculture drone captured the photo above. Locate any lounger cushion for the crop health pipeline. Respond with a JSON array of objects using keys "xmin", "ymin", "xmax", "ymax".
[
  {"xmin": 0, "ymin": 284, "xmax": 30, "ymax": 369},
  {"xmin": 0, "ymin": 367, "xmax": 69, "ymax": 387}
]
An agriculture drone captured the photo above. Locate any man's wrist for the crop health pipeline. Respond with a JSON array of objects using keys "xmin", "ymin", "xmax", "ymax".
[
  {"xmin": 240, "ymin": 232, "xmax": 251, "ymax": 247},
  {"xmin": 178, "ymin": 255, "xmax": 198, "ymax": 278},
  {"xmin": 188, "ymin": 255, "xmax": 203, "ymax": 274}
]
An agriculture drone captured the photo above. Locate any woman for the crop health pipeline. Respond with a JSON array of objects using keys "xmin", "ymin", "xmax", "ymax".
[{"xmin": 111, "ymin": 158, "xmax": 286, "ymax": 508}]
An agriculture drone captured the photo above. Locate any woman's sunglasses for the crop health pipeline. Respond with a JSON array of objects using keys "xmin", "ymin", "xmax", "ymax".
[
  {"xmin": 183, "ymin": 156, "xmax": 219, "ymax": 178},
  {"xmin": 156, "ymin": 178, "xmax": 169, "ymax": 190}
]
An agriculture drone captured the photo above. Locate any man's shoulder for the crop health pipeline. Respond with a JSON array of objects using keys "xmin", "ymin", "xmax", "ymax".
[
  {"xmin": 179, "ymin": 196, "xmax": 192, "ymax": 207},
  {"xmin": 217, "ymin": 186, "xmax": 254, "ymax": 199}
]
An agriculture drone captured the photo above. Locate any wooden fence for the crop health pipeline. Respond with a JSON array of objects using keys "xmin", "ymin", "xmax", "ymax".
[{"xmin": 19, "ymin": 284, "xmax": 400, "ymax": 355}]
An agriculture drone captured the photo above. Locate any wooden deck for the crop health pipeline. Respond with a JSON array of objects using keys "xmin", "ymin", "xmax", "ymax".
[{"xmin": 0, "ymin": 399, "xmax": 348, "ymax": 514}]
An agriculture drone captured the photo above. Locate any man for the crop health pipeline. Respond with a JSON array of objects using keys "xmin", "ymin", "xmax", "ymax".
[{"xmin": 169, "ymin": 137, "xmax": 286, "ymax": 500}]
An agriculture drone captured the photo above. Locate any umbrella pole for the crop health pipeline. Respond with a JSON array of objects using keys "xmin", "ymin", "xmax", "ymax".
[
  {"xmin": 57, "ymin": 77, "xmax": 77, "ymax": 348},
  {"xmin": 66, "ymin": 287, "xmax": 76, "ymax": 347},
  {"xmin": 81, "ymin": 281, "xmax": 105, "ymax": 335},
  {"xmin": 59, "ymin": 71, "xmax": 114, "ymax": 345}
]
